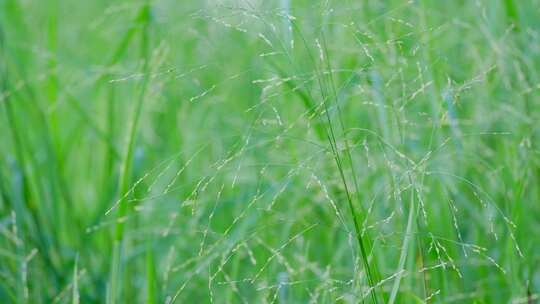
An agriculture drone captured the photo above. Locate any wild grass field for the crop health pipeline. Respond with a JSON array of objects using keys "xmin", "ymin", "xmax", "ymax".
[{"xmin": 1, "ymin": 0, "xmax": 540, "ymax": 303}]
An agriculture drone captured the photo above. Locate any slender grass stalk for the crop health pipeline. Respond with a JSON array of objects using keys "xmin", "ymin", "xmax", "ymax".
[
  {"xmin": 388, "ymin": 176, "xmax": 416, "ymax": 303},
  {"xmin": 101, "ymin": 4, "xmax": 149, "ymax": 213},
  {"xmin": 251, "ymin": 12, "xmax": 380, "ymax": 299},
  {"xmin": 114, "ymin": 0, "xmax": 151, "ymax": 244},
  {"xmin": 109, "ymin": 3, "xmax": 151, "ymax": 303},
  {"xmin": 262, "ymin": 15, "xmax": 380, "ymax": 301},
  {"xmin": 318, "ymin": 31, "xmax": 381, "ymax": 303}
]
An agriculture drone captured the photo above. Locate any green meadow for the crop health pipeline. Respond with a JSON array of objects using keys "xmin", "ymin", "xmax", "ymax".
[{"xmin": 1, "ymin": 0, "xmax": 539, "ymax": 303}]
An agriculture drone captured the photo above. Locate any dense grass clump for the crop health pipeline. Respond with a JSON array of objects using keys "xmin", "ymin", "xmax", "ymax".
[{"xmin": 1, "ymin": 0, "xmax": 540, "ymax": 303}]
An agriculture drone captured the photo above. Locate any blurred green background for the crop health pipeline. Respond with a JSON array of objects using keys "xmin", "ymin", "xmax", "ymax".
[{"xmin": 1, "ymin": 0, "xmax": 540, "ymax": 303}]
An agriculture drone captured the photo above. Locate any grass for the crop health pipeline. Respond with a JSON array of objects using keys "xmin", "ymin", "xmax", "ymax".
[{"xmin": 1, "ymin": 0, "xmax": 540, "ymax": 303}]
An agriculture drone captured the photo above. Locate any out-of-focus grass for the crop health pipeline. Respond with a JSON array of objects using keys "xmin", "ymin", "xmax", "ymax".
[{"xmin": 1, "ymin": 0, "xmax": 540, "ymax": 303}]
